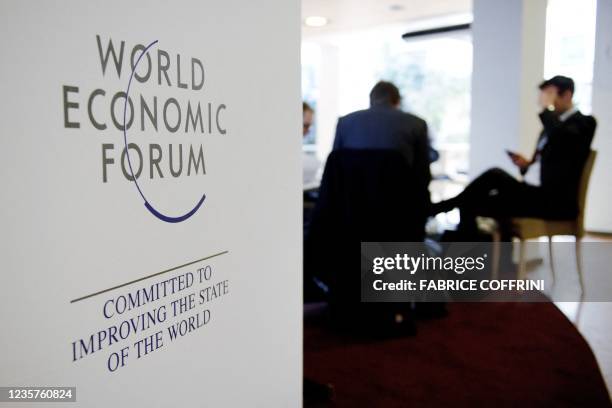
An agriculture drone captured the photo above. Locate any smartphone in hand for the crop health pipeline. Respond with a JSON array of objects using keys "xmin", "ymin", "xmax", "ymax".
[
  {"xmin": 505, "ymin": 149, "xmax": 519, "ymax": 160},
  {"xmin": 506, "ymin": 149, "xmax": 529, "ymax": 175}
]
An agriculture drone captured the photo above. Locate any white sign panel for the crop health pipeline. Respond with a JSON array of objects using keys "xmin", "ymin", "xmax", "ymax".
[{"xmin": 0, "ymin": 1, "xmax": 301, "ymax": 406}]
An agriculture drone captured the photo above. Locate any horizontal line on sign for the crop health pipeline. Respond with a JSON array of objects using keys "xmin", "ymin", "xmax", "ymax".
[{"xmin": 69, "ymin": 250, "xmax": 229, "ymax": 304}]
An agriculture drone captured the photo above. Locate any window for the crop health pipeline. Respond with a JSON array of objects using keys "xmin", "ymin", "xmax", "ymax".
[
  {"xmin": 544, "ymin": 0, "xmax": 597, "ymax": 113},
  {"xmin": 301, "ymin": 16, "xmax": 473, "ymax": 175},
  {"xmin": 379, "ymin": 32, "xmax": 472, "ymax": 176}
]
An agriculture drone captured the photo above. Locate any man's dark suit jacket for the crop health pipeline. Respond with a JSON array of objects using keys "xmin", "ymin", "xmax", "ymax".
[
  {"xmin": 536, "ymin": 109, "xmax": 596, "ymax": 218},
  {"xmin": 304, "ymin": 150, "xmax": 426, "ymax": 321},
  {"xmin": 332, "ymin": 105, "xmax": 431, "ymax": 206}
]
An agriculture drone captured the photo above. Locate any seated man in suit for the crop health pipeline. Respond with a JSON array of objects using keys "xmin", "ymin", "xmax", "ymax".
[
  {"xmin": 332, "ymin": 80, "xmax": 432, "ymax": 205},
  {"xmin": 325, "ymin": 82, "xmax": 443, "ymax": 319},
  {"xmin": 432, "ymin": 76, "xmax": 596, "ymax": 237}
]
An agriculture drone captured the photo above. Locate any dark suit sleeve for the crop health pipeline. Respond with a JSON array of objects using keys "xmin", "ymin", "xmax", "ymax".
[
  {"xmin": 332, "ymin": 117, "xmax": 343, "ymax": 151},
  {"xmin": 539, "ymin": 109, "xmax": 563, "ymax": 137}
]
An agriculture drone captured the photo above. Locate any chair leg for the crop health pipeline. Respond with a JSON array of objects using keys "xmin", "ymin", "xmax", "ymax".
[
  {"xmin": 518, "ymin": 239, "xmax": 527, "ymax": 280},
  {"xmin": 575, "ymin": 238, "xmax": 585, "ymax": 299},
  {"xmin": 548, "ymin": 236, "xmax": 556, "ymax": 286},
  {"xmin": 491, "ymin": 230, "xmax": 500, "ymax": 280}
]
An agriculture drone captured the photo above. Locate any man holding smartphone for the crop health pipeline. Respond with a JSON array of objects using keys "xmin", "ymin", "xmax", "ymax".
[{"xmin": 431, "ymin": 76, "xmax": 596, "ymax": 237}]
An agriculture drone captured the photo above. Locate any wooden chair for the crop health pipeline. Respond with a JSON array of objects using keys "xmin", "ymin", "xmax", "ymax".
[{"xmin": 511, "ymin": 150, "xmax": 597, "ymax": 295}]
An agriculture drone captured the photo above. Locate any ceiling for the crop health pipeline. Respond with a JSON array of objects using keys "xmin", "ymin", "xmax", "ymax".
[{"xmin": 302, "ymin": 0, "xmax": 472, "ymax": 38}]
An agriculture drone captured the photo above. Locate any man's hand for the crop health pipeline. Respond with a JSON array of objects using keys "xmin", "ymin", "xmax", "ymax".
[
  {"xmin": 509, "ymin": 153, "xmax": 531, "ymax": 171},
  {"xmin": 538, "ymin": 87, "xmax": 557, "ymax": 110}
]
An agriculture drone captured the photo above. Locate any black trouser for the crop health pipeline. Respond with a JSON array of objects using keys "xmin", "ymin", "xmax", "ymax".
[{"xmin": 439, "ymin": 168, "xmax": 544, "ymax": 239}]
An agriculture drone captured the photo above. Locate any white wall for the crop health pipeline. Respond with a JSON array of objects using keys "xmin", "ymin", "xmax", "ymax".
[
  {"xmin": 0, "ymin": 0, "xmax": 301, "ymax": 406},
  {"xmin": 586, "ymin": 0, "xmax": 612, "ymax": 232},
  {"xmin": 470, "ymin": 0, "xmax": 547, "ymax": 179}
]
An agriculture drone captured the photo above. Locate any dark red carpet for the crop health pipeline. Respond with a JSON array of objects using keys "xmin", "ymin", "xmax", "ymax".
[{"xmin": 304, "ymin": 302, "xmax": 611, "ymax": 407}]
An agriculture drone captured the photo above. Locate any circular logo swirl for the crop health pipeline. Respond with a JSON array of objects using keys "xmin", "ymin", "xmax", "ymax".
[{"xmin": 122, "ymin": 40, "xmax": 206, "ymax": 223}]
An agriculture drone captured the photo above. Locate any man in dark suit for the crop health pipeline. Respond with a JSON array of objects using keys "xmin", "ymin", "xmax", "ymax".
[
  {"xmin": 332, "ymin": 81, "xmax": 432, "ymax": 203},
  {"xmin": 324, "ymin": 82, "xmax": 443, "ymax": 320},
  {"xmin": 432, "ymin": 76, "xmax": 596, "ymax": 234}
]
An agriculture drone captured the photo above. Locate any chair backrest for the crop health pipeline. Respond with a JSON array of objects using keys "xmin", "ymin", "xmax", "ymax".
[
  {"xmin": 576, "ymin": 150, "xmax": 597, "ymax": 236},
  {"xmin": 310, "ymin": 149, "xmax": 428, "ymax": 242},
  {"xmin": 305, "ymin": 149, "xmax": 427, "ymax": 326},
  {"xmin": 304, "ymin": 149, "xmax": 428, "ymax": 306}
]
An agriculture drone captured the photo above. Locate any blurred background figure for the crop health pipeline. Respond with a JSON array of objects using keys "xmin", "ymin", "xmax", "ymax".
[
  {"xmin": 304, "ymin": 81, "xmax": 433, "ymax": 316},
  {"xmin": 431, "ymin": 76, "xmax": 596, "ymax": 239},
  {"xmin": 302, "ymin": 102, "xmax": 321, "ymax": 186},
  {"xmin": 302, "ymin": 102, "xmax": 321, "ymax": 239},
  {"xmin": 332, "ymin": 80, "xmax": 432, "ymax": 206}
]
